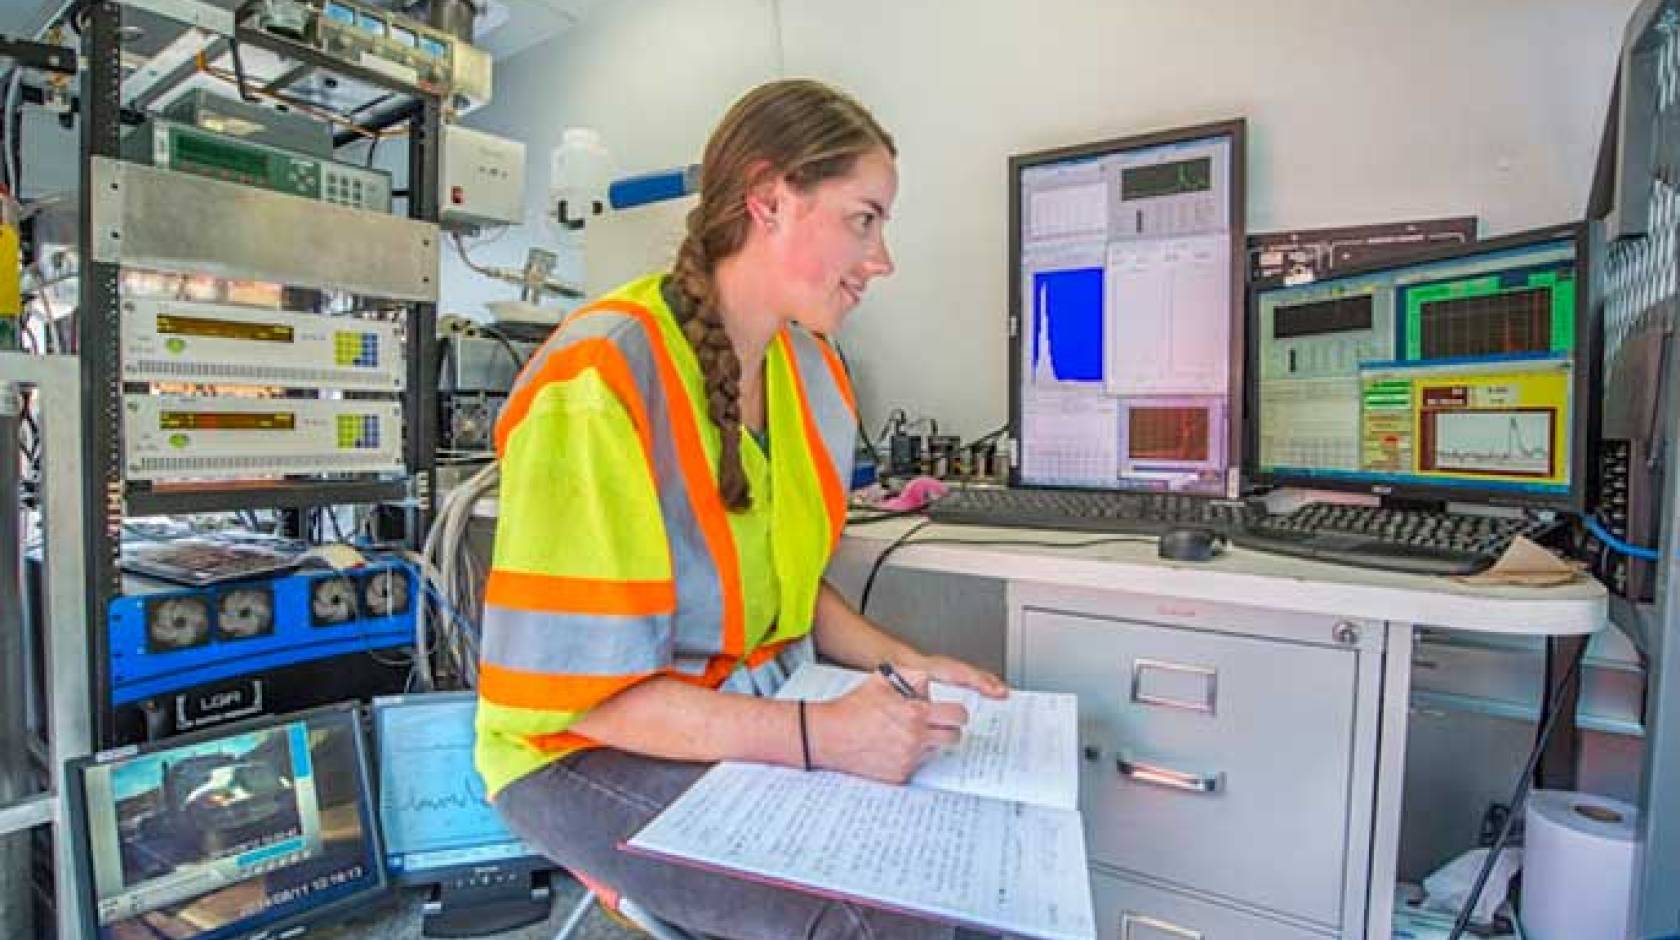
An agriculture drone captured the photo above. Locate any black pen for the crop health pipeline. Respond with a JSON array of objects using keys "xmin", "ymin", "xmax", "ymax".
[{"xmin": 877, "ymin": 662, "xmax": 924, "ymax": 700}]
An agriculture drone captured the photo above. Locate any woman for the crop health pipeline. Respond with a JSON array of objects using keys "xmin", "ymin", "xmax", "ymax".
[{"xmin": 477, "ymin": 79, "xmax": 1006, "ymax": 940}]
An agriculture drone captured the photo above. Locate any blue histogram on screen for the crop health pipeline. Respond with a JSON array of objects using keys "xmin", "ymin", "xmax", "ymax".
[{"xmin": 1032, "ymin": 267, "xmax": 1104, "ymax": 382}]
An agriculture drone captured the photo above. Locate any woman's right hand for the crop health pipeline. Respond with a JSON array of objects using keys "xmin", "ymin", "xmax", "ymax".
[{"xmin": 806, "ymin": 670, "xmax": 969, "ymax": 784}]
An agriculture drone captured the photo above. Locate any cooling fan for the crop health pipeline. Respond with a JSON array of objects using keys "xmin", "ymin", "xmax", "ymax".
[
  {"xmin": 145, "ymin": 596, "xmax": 212, "ymax": 651},
  {"xmin": 217, "ymin": 586, "xmax": 276, "ymax": 639},
  {"xmin": 309, "ymin": 575, "xmax": 359, "ymax": 626},
  {"xmin": 361, "ymin": 568, "xmax": 413, "ymax": 618}
]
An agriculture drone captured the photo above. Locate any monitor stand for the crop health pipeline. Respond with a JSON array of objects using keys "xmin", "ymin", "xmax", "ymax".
[
  {"xmin": 420, "ymin": 869, "xmax": 553, "ymax": 938},
  {"xmin": 1377, "ymin": 494, "xmax": 1449, "ymax": 514}
]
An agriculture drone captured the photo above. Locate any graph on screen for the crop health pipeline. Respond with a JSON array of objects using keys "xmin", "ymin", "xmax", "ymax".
[
  {"xmin": 378, "ymin": 702, "xmax": 512, "ymax": 856},
  {"xmin": 1426, "ymin": 409, "xmax": 1555, "ymax": 477},
  {"xmin": 1127, "ymin": 406, "xmax": 1209, "ymax": 462},
  {"xmin": 1419, "ymin": 287, "xmax": 1553, "ymax": 359},
  {"xmin": 1031, "ymin": 267, "xmax": 1104, "ymax": 384}
]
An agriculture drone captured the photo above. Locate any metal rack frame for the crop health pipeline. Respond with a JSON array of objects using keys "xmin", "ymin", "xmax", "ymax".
[
  {"xmin": 74, "ymin": 0, "xmax": 441, "ymax": 747},
  {"xmin": 0, "ymin": 353, "xmax": 91, "ymax": 940}
]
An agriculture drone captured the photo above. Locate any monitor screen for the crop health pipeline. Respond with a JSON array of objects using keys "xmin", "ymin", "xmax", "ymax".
[
  {"xmin": 372, "ymin": 692, "xmax": 544, "ymax": 882},
  {"xmin": 1250, "ymin": 224, "xmax": 1590, "ymax": 508},
  {"xmin": 1011, "ymin": 122, "xmax": 1245, "ymax": 496},
  {"xmin": 67, "ymin": 704, "xmax": 385, "ymax": 940}
]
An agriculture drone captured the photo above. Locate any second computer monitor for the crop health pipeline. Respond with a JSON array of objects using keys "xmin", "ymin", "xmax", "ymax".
[
  {"xmin": 372, "ymin": 691, "xmax": 546, "ymax": 884},
  {"xmin": 1249, "ymin": 223, "xmax": 1593, "ymax": 509},
  {"xmin": 1010, "ymin": 120, "xmax": 1247, "ymax": 496}
]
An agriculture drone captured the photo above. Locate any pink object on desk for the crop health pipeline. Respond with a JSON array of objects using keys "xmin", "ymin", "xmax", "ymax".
[{"xmin": 878, "ymin": 476, "xmax": 949, "ymax": 512}]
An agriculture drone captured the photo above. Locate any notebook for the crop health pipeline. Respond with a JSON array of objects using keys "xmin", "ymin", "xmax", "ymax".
[{"xmin": 624, "ymin": 663, "xmax": 1095, "ymax": 940}]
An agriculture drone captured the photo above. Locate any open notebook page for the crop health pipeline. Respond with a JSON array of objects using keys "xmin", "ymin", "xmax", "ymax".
[
  {"xmin": 625, "ymin": 761, "xmax": 1095, "ymax": 940},
  {"xmin": 774, "ymin": 662, "xmax": 1079, "ymax": 811}
]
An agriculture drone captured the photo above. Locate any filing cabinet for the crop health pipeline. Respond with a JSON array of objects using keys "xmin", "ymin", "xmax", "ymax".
[
  {"xmin": 1092, "ymin": 868, "xmax": 1329, "ymax": 940},
  {"xmin": 1009, "ymin": 583, "xmax": 1384, "ymax": 939}
]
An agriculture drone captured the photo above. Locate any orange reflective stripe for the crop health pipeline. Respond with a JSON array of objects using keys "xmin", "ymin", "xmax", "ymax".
[
  {"xmin": 672, "ymin": 654, "xmax": 741, "ymax": 689},
  {"xmin": 568, "ymin": 300, "xmax": 747, "ymax": 654},
  {"xmin": 478, "ymin": 661, "xmax": 654, "ymax": 711},
  {"xmin": 815, "ymin": 337, "xmax": 858, "ymax": 417},
  {"xmin": 528, "ymin": 729, "xmax": 603, "ymax": 756},
  {"xmin": 485, "ymin": 570, "xmax": 676, "ymax": 616},
  {"xmin": 779, "ymin": 333, "xmax": 846, "ymax": 550},
  {"xmin": 744, "ymin": 637, "xmax": 794, "ymax": 669},
  {"xmin": 494, "ymin": 337, "xmax": 653, "ymax": 458}
]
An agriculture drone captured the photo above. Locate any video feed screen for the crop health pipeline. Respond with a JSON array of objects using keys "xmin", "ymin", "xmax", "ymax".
[{"xmin": 77, "ymin": 707, "xmax": 382, "ymax": 940}]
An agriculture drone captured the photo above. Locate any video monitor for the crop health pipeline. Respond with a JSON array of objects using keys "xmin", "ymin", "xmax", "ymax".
[
  {"xmin": 1248, "ymin": 223, "xmax": 1594, "ymax": 509},
  {"xmin": 1010, "ymin": 120, "xmax": 1247, "ymax": 496},
  {"xmin": 372, "ymin": 691, "xmax": 545, "ymax": 883},
  {"xmin": 66, "ymin": 703, "xmax": 385, "ymax": 940}
]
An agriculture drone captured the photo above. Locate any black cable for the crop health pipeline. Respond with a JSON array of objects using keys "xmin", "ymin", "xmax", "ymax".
[
  {"xmin": 475, "ymin": 325, "xmax": 528, "ymax": 370},
  {"xmin": 226, "ymin": 36, "xmax": 259, "ymax": 103},
  {"xmin": 859, "ymin": 519, "xmax": 931, "ymax": 615},
  {"xmin": 1446, "ymin": 641, "xmax": 1589, "ymax": 940}
]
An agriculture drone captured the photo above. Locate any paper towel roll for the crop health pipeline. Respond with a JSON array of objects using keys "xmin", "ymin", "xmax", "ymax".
[{"xmin": 1522, "ymin": 790, "xmax": 1642, "ymax": 940}]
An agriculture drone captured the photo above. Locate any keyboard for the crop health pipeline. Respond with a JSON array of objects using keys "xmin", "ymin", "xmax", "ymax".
[
  {"xmin": 1231, "ymin": 503, "xmax": 1560, "ymax": 576},
  {"xmin": 927, "ymin": 487, "xmax": 1258, "ymax": 535},
  {"xmin": 122, "ymin": 536, "xmax": 306, "ymax": 586}
]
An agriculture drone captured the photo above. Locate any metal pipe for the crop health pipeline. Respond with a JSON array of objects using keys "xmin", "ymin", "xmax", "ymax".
[
  {"xmin": 0, "ymin": 384, "xmax": 34, "ymax": 940},
  {"xmin": 428, "ymin": 0, "xmax": 478, "ymax": 43}
]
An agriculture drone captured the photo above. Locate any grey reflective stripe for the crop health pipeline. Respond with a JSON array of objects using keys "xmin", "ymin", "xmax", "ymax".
[
  {"xmin": 740, "ymin": 635, "xmax": 816, "ymax": 697},
  {"xmin": 718, "ymin": 668, "xmax": 757, "ymax": 696},
  {"xmin": 480, "ymin": 604, "xmax": 673, "ymax": 676},
  {"xmin": 786, "ymin": 328, "xmax": 856, "ymax": 494},
  {"xmin": 513, "ymin": 307, "xmax": 730, "ymax": 658},
  {"xmin": 672, "ymin": 655, "xmax": 712, "ymax": 676}
]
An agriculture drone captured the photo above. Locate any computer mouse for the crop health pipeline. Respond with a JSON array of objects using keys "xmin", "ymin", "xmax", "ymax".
[{"xmin": 1158, "ymin": 528, "xmax": 1224, "ymax": 562}]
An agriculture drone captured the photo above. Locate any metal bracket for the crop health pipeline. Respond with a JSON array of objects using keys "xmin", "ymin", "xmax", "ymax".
[
  {"xmin": 118, "ymin": 0, "xmax": 235, "ymax": 34},
  {"xmin": 0, "ymin": 34, "xmax": 77, "ymax": 75}
]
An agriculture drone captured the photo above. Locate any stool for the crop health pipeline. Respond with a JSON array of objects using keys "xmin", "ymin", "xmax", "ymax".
[{"xmin": 552, "ymin": 870, "xmax": 709, "ymax": 940}]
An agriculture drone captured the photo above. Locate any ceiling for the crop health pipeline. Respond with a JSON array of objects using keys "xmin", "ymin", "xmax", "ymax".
[{"xmin": 0, "ymin": 0, "xmax": 598, "ymax": 61}]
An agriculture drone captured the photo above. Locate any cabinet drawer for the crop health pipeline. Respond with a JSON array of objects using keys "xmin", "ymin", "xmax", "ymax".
[
  {"xmin": 1093, "ymin": 868, "xmax": 1329, "ymax": 940},
  {"xmin": 1019, "ymin": 607, "xmax": 1357, "ymax": 926}
]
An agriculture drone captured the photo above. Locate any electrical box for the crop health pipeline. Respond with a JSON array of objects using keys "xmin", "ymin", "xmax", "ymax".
[
  {"xmin": 441, "ymin": 125, "xmax": 526, "ymax": 228},
  {"xmin": 123, "ymin": 117, "xmax": 392, "ymax": 212},
  {"xmin": 121, "ymin": 298, "xmax": 406, "ymax": 391},
  {"xmin": 123, "ymin": 394, "xmax": 405, "ymax": 481}
]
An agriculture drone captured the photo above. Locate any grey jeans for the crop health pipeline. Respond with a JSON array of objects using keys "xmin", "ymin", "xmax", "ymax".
[{"xmin": 494, "ymin": 747, "xmax": 962, "ymax": 940}]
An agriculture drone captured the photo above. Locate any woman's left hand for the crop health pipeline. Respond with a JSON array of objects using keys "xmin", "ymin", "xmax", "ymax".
[{"xmin": 900, "ymin": 653, "xmax": 1009, "ymax": 699}]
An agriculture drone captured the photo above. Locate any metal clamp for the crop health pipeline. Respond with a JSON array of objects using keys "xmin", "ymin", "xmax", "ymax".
[
  {"xmin": 1120, "ymin": 911, "xmax": 1204, "ymax": 939},
  {"xmin": 1116, "ymin": 752, "xmax": 1224, "ymax": 794}
]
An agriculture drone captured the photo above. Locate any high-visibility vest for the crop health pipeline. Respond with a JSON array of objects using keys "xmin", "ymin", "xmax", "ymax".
[{"xmin": 474, "ymin": 273, "xmax": 857, "ymax": 796}]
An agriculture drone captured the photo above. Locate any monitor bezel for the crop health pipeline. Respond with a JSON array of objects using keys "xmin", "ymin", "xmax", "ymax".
[
  {"xmin": 370, "ymin": 691, "xmax": 552, "ymax": 889},
  {"xmin": 64, "ymin": 701, "xmax": 389, "ymax": 940},
  {"xmin": 1242, "ymin": 221, "xmax": 1598, "ymax": 512},
  {"xmin": 1007, "ymin": 118, "xmax": 1249, "ymax": 498}
]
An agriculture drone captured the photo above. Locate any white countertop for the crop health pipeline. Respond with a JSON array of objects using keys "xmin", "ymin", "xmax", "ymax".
[{"xmin": 837, "ymin": 518, "xmax": 1607, "ymax": 637}]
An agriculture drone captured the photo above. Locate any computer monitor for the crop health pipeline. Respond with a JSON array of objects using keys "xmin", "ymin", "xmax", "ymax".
[
  {"xmin": 1010, "ymin": 119, "xmax": 1247, "ymax": 497},
  {"xmin": 65, "ymin": 702, "xmax": 386, "ymax": 940},
  {"xmin": 1248, "ymin": 223, "xmax": 1595, "ymax": 510},
  {"xmin": 372, "ymin": 691, "xmax": 552, "ymax": 935}
]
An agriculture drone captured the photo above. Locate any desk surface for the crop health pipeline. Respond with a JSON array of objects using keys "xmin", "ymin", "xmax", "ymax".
[{"xmin": 838, "ymin": 518, "xmax": 1606, "ymax": 637}]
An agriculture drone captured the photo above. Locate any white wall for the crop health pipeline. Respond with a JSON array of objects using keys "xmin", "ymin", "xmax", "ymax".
[{"xmin": 461, "ymin": 0, "xmax": 1635, "ymax": 437}]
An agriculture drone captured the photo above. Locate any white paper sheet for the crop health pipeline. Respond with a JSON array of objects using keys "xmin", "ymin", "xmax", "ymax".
[
  {"xmin": 774, "ymin": 663, "xmax": 1080, "ymax": 811},
  {"xmin": 626, "ymin": 762, "xmax": 1095, "ymax": 940}
]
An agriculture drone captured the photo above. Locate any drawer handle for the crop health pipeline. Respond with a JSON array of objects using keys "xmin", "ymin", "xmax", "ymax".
[
  {"xmin": 1121, "ymin": 911, "xmax": 1204, "ymax": 940},
  {"xmin": 1116, "ymin": 752, "xmax": 1224, "ymax": 794}
]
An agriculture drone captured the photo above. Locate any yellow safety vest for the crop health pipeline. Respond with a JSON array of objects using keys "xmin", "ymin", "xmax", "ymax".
[{"xmin": 475, "ymin": 273, "xmax": 857, "ymax": 796}]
